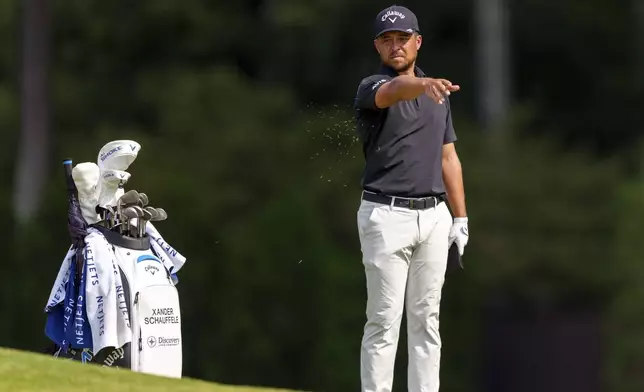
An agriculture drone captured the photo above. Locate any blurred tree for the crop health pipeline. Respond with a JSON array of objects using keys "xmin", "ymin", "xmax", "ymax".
[
  {"xmin": 0, "ymin": 1, "xmax": 642, "ymax": 391},
  {"xmin": 634, "ymin": 0, "xmax": 644, "ymax": 178},
  {"xmin": 474, "ymin": 0, "xmax": 511, "ymax": 132},
  {"xmin": 13, "ymin": 0, "xmax": 51, "ymax": 224},
  {"xmin": 605, "ymin": 178, "xmax": 644, "ymax": 392},
  {"xmin": 511, "ymin": 0, "xmax": 637, "ymax": 154}
]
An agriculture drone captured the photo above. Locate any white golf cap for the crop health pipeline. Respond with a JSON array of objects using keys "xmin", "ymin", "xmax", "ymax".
[{"xmin": 97, "ymin": 140, "xmax": 141, "ymax": 171}]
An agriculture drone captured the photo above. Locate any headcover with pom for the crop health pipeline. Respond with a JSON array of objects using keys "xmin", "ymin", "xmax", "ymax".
[{"xmin": 72, "ymin": 162, "xmax": 101, "ymax": 224}]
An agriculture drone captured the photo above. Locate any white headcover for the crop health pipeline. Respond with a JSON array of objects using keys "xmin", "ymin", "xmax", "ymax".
[
  {"xmin": 72, "ymin": 162, "xmax": 101, "ymax": 224},
  {"xmin": 101, "ymin": 169, "xmax": 132, "ymax": 184},
  {"xmin": 97, "ymin": 140, "xmax": 141, "ymax": 171},
  {"xmin": 96, "ymin": 140, "xmax": 141, "ymax": 207},
  {"xmin": 97, "ymin": 169, "xmax": 131, "ymax": 207}
]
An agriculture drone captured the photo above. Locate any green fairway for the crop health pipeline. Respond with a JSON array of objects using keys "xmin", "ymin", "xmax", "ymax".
[{"xmin": 0, "ymin": 347, "xmax": 300, "ymax": 392}]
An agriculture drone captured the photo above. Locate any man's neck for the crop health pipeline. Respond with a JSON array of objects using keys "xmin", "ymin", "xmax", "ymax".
[{"xmin": 398, "ymin": 66, "xmax": 416, "ymax": 77}]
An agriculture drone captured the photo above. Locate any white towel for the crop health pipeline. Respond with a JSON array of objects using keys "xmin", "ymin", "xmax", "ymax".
[
  {"xmin": 146, "ymin": 222, "xmax": 187, "ymax": 274},
  {"xmin": 149, "ymin": 241, "xmax": 173, "ymax": 274},
  {"xmin": 111, "ymin": 251, "xmax": 132, "ymax": 346},
  {"xmin": 44, "ymin": 246, "xmax": 75, "ymax": 311},
  {"xmin": 84, "ymin": 228, "xmax": 131, "ymax": 354}
]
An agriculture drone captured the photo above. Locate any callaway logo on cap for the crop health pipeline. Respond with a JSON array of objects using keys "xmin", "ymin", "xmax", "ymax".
[{"xmin": 373, "ymin": 5, "xmax": 420, "ymax": 39}]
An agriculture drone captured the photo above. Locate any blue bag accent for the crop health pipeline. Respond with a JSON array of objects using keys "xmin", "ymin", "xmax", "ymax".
[
  {"xmin": 44, "ymin": 303, "xmax": 66, "ymax": 347},
  {"xmin": 137, "ymin": 254, "xmax": 161, "ymax": 264},
  {"xmin": 71, "ymin": 250, "xmax": 93, "ymax": 349},
  {"xmin": 45, "ymin": 250, "xmax": 93, "ymax": 351}
]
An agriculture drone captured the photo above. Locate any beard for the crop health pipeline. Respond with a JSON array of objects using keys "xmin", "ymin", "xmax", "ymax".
[
  {"xmin": 391, "ymin": 60, "xmax": 412, "ymax": 73},
  {"xmin": 383, "ymin": 53, "xmax": 416, "ymax": 73}
]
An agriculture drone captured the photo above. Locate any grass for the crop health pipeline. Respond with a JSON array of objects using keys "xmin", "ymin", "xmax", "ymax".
[{"xmin": 0, "ymin": 347, "xmax": 300, "ymax": 392}]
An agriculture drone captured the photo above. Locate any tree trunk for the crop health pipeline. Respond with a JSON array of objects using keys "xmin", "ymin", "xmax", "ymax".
[
  {"xmin": 14, "ymin": 0, "xmax": 51, "ymax": 224},
  {"xmin": 636, "ymin": 0, "xmax": 644, "ymax": 83},
  {"xmin": 475, "ymin": 0, "xmax": 510, "ymax": 133},
  {"xmin": 635, "ymin": 0, "xmax": 644, "ymax": 178}
]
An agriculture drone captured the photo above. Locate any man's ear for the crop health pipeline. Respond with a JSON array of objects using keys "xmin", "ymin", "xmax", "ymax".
[
  {"xmin": 416, "ymin": 34, "xmax": 422, "ymax": 50},
  {"xmin": 373, "ymin": 39, "xmax": 381, "ymax": 54}
]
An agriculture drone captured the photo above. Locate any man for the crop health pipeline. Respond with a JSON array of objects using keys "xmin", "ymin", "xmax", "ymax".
[{"xmin": 353, "ymin": 5, "xmax": 469, "ymax": 392}]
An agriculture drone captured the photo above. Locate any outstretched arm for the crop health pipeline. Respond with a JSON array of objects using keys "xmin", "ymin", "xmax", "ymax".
[
  {"xmin": 375, "ymin": 76, "xmax": 460, "ymax": 108},
  {"xmin": 354, "ymin": 75, "xmax": 460, "ymax": 110}
]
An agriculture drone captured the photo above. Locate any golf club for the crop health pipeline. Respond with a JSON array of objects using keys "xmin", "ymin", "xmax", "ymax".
[
  {"xmin": 138, "ymin": 193, "xmax": 149, "ymax": 207},
  {"xmin": 107, "ymin": 205, "xmax": 117, "ymax": 229},
  {"xmin": 154, "ymin": 208, "xmax": 168, "ymax": 221},
  {"xmin": 95, "ymin": 205, "xmax": 116, "ymax": 229},
  {"xmin": 129, "ymin": 206, "xmax": 145, "ymax": 237},
  {"xmin": 116, "ymin": 190, "xmax": 140, "ymax": 233},
  {"xmin": 144, "ymin": 206, "xmax": 159, "ymax": 221},
  {"xmin": 120, "ymin": 206, "xmax": 142, "ymax": 237},
  {"xmin": 138, "ymin": 208, "xmax": 154, "ymax": 238},
  {"xmin": 95, "ymin": 205, "xmax": 108, "ymax": 225}
]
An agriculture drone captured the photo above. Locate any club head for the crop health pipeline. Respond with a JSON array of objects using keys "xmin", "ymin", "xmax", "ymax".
[
  {"xmin": 119, "ymin": 208, "xmax": 135, "ymax": 236},
  {"xmin": 141, "ymin": 209, "xmax": 153, "ymax": 221},
  {"xmin": 130, "ymin": 206, "xmax": 145, "ymax": 217},
  {"xmin": 121, "ymin": 206, "xmax": 141, "ymax": 220},
  {"xmin": 138, "ymin": 193, "xmax": 149, "ymax": 207},
  {"xmin": 143, "ymin": 206, "xmax": 158, "ymax": 219},
  {"xmin": 153, "ymin": 208, "xmax": 168, "ymax": 221},
  {"xmin": 118, "ymin": 189, "xmax": 140, "ymax": 206},
  {"xmin": 117, "ymin": 190, "xmax": 140, "ymax": 221}
]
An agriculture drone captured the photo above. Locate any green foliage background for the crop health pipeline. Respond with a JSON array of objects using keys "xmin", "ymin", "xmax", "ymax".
[{"xmin": 0, "ymin": 1, "xmax": 643, "ymax": 391}]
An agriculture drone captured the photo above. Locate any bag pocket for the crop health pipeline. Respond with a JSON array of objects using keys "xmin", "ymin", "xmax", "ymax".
[{"xmin": 132, "ymin": 283, "xmax": 182, "ymax": 378}]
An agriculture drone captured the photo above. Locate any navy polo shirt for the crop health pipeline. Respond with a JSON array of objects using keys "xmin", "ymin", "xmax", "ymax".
[{"xmin": 353, "ymin": 65, "xmax": 457, "ymax": 198}]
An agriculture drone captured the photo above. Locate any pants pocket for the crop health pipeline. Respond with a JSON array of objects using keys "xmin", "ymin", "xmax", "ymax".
[{"xmin": 357, "ymin": 202, "xmax": 386, "ymax": 235}]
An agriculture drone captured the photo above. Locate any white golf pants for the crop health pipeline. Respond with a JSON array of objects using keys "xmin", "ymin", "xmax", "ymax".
[{"xmin": 357, "ymin": 196, "xmax": 453, "ymax": 392}]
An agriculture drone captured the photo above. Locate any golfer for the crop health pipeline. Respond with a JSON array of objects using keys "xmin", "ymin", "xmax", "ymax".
[{"xmin": 353, "ymin": 5, "xmax": 470, "ymax": 392}]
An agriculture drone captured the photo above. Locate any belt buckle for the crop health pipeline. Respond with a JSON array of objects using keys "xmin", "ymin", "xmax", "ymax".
[
  {"xmin": 417, "ymin": 197, "xmax": 437, "ymax": 210},
  {"xmin": 408, "ymin": 199, "xmax": 415, "ymax": 209}
]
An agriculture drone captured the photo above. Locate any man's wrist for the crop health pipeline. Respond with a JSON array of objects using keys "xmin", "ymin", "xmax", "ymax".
[{"xmin": 453, "ymin": 217, "xmax": 468, "ymax": 223}]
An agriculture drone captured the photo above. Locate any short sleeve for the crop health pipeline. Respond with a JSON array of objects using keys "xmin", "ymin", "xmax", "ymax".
[
  {"xmin": 354, "ymin": 74, "xmax": 393, "ymax": 110},
  {"xmin": 443, "ymin": 97, "xmax": 457, "ymax": 144}
]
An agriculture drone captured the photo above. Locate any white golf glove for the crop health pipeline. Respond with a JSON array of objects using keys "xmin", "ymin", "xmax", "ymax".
[{"xmin": 448, "ymin": 217, "xmax": 469, "ymax": 256}]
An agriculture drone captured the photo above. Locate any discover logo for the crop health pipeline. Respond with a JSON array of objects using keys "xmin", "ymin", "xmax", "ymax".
[{"xmin": 147, "ymin": 336, "xmax": 180, "ymax": 348}]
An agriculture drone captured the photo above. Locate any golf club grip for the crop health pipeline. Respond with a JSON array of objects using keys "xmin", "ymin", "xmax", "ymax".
[{"xmin": 62, "ymin": 158, "xmax": 77, "ymax": 194}]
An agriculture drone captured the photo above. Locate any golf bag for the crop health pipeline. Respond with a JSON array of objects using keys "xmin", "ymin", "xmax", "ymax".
[
  {"xmin": 102, "ymin": 226, "xmax": 182, "ymax": 376},
  {"xmin": 45, "ymin": 140, "xmax": 185, "ymax": 378},
  {"xmin": 48, "ymin": 229, "xmax": 183, "ymax": 377}
]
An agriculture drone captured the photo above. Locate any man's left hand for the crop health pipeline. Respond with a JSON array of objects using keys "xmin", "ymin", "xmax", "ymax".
[{"xmin": 449, "ymin": 217, "xmax": 469, "ymax": 256}]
